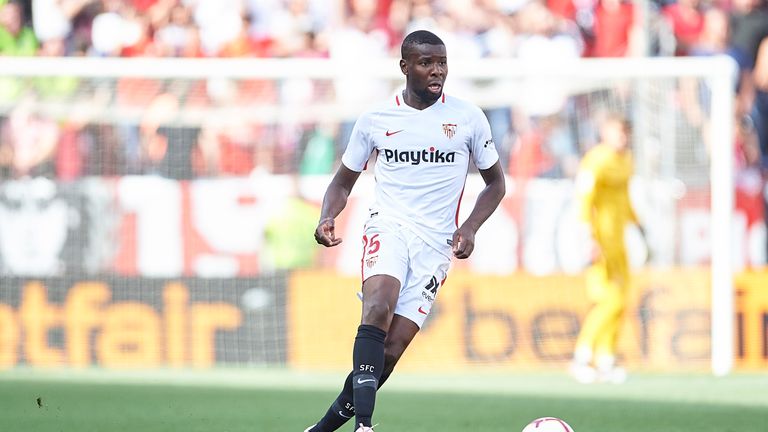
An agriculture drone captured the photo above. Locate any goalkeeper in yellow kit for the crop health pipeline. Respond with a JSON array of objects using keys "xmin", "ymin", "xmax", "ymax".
[{"xmin": 570, "ymin": 113, "xmax": 645, "ymax": 384}]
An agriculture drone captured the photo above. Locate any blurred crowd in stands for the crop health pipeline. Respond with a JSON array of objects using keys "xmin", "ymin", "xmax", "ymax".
[{"xmin": 0, "ymin": 0, "xmax": 766, "ymax": 183}]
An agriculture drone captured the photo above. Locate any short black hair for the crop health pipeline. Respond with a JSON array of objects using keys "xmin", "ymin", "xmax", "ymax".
[
  {"xmin": 401, "ymin": 30, "xmax": 445, "ymax": 59},
  {"xmin": 603, "ymin": 111, "xmax": 632, "ymax": 130}
]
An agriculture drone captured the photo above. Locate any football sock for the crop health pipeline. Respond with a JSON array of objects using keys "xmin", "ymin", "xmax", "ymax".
[
  {"xmin": 573, "ymin": 346, "xmax": 593, "ymax": 365},
  {"xmin": 352, "ymin": 324, "xmax": 386, "ymax": 427},
  {"xmin": 311, "ymin": 354, "xmax": 397, "ymax": 432},
  {"xmin": 311, "ymin": 373, "xmax": 355, "ymax": 432},
  {"xmin": 595, "ymin": 353, "xmax": 616, "ymax": 371}
]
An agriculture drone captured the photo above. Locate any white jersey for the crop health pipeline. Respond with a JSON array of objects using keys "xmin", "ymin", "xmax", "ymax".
[{"xmin": 342, "ymin": 92, "xmax": 500, "ymax": 256}]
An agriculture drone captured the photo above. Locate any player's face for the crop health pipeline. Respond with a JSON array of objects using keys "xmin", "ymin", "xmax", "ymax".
[
  {"xmin": 602, "ymin": 120, "xmax": 630, "ymax": 152},
  {"xmin": 401, "ymin": 43, "xmax": 448, "ymax": 104}
]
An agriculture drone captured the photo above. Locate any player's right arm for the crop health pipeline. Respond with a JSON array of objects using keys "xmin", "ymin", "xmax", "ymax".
[
  {"xmin": 315, "ymin": 111, "xmax": 374, "ymax": 247},
  {"xmin": 314, "ymin": 164, "xmax": 361, "ymax": 247},
  {"xmin": 575, "ymin": 152, "xmax": 599, "ymax": 228}
]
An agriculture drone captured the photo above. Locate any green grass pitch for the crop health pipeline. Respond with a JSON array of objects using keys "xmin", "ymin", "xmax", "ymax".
[{"xmin": 2, "ymin": 369, "xmax": 766, "ymax": 431}]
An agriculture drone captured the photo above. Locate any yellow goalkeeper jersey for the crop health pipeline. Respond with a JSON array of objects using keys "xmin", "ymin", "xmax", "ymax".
[{"xmin": 576, "ymin": 143, "xmax": 638, "ymax": 243}]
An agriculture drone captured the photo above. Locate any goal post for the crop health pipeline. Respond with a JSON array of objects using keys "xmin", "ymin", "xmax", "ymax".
[
  {"xmin": 0, "ymin": 55, "xmax": 739, "ymax": 374},
  {"xmin": 708, "ymin": 62, "xmax": 737, "ymax": 376}
]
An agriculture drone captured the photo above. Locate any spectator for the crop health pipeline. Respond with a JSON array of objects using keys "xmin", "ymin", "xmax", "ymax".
[
  {"xmin": 728, "ymin": 0, "xmax": 768, "ymax": 65},
  {"xmin": 0, "ymin": 98, "xmax": 59, "ymax": 178},
  {"xmin": 515, "ymin": 1, "xmax": 582, "ymax": 117},
  {"xmin": 34, "ymin": 38, "xmax": 80, "ymax": 98},
  {"xmin": 548, "ymin": 0, "xmax": 578, "ymax": 21},
  {"xmin": 680, "ymin": 8, "xmax": 753, "ymax": 159},
  {"xmin": 755, "ymin": 36, "xmax": 768, "ymax": 263},
  {"xmin": 0, "ymin": 1, "xmax": 37, "ymax": 56},
  {"xmin": 662, "ymin": 0, "xmax": 704, "ymax": 55},
  {"xmin": 120, "ymin": 10, "xmax": 160, "ymax": 57},
  {"xmin": 219, "ymin": 15, "xmax": 264, "ymax": 57},
  {"xmin": 383, "ymin": 0, "xmax": 411, "ymax": 53},
  {"xmin": 751, "ymin": 36, "xmax": 768, "ymax": 171},
  {"xmin": 191, "ymin": 0, "xmax": 245, "ymax": 56},
  {"xmin": 154, "ymin": 4, "xmax": 197, "ymax": 57},
  {"xmin": 329, "ymin": 0, "xmax": 390, "ymax": 152},
  {"xmin": 133, "ymin": 0, "xmax": 175, "ymax": 29},
  {"xmin": 299, "ymin": 123, "xmax": 336, "ymax": 175},
  {"xmin": 90, "ymin": 0, "xmax": 128, "ymax": 56},
  {"xmin": 407, "ymin": 0, "xmax": 438, "ymax": 34},
  {"xmin": 266, "ymin": 0, "xmax": 321, "ymax": 57},
  {"xmin": 31, "ymin": 0, "xmax": 92, "ymax": 46},
  {"xmin": 0, "ymin": 0, "xmax": 760, "ymax": 187},
  {"xmin": 139, "ymin": 92, "xmax": 198, "ymax": 179},
  {"xmin": 79, "ymin": 123, "xmax": 126, "ymax": 176},
  {"xmin": 194, "ymin": 120, "xmax": 257, "ymax": 176},
  {"xmin": 589, "ymin": 0, "xmax": 644, "ymax": 57},
  {"xmin": 263, "ymin": 175, "xmax": 320, "ymax": 271}
]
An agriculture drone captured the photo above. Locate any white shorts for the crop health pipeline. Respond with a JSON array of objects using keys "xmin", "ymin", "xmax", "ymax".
[{"xmin": 360, "ymin": 217, "xmax": 451, "ymax": 328}]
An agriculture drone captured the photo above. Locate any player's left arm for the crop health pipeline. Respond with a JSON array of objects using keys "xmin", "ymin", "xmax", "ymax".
[{"xmin": 452, "ymin": 161, "xmax": 505, "ymax": 259}]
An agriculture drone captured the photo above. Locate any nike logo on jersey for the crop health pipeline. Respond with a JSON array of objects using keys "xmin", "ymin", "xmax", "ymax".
[
  {"xmin": 357, "ymin": 378, "xmax": 376, "ymax": 384},
  {"xmin": 385, "ymin": 129, "xmax": 404, "ymax": 136}
]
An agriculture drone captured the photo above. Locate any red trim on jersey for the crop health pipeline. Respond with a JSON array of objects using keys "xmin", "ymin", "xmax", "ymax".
[
  {"xmin": 454, "ymin": 182, "xmax": 466, "ymax": 227},
  {"xmin": 395, "ymin": 95, "xmax": 400, "ymax": 106},
  {"xmin": 442, "ymin": 93, "xmax": 445, "ymax": 103},
  {"xmin": 360, "ymin": 234, "xmax": 368, "ymax": 283}
]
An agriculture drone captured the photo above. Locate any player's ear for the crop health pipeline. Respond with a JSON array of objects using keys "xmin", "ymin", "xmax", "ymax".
[{"xmin": 400, "ymin": 59, "xmax": 408, "ymax": 76}]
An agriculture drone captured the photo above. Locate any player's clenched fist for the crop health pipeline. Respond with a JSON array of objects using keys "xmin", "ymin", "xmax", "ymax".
[{"xmin": 314, "ymin": 217, "xmax": 343, "ymax": 247}]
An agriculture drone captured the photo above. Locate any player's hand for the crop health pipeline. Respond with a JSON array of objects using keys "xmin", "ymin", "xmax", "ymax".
[
  {"xmin": 451, "ymin": 226, "xmax": 476, "ymax": 259},
  {"xmin": 314, "ymin": 217, "xmax": 342, "ymax": 247}
]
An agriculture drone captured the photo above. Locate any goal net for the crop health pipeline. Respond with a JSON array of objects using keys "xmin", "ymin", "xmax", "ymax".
[{"xmin": 0, "ymin": 56, "xmax": 746, "ymax": 375}]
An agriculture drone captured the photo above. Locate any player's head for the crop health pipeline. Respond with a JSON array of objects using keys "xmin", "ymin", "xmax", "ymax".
[
  {"xmin": 400, "ymin": 30, "xmax": 447, "ymax": 104},
  {"xmin": 0, "ymin": 1, "xmax": 23, "ymax": 36},
  {"xmin": 600, "ymin": 113, "xmax": 632, "ymax": 152}
]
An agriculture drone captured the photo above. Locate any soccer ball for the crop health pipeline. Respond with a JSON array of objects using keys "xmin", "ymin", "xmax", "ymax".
[{"xmin": 521, "ymin": 417, "xmax": 575, "ymax": 432}]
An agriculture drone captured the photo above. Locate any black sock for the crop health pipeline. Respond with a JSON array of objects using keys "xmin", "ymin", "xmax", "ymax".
[
  {"xmin": 352, "ymin": 324, "xmax": 386, "ymax": 428},
  {"xmin": 311, "ymin": 373, "xmax": 355, "ymax": 432},
  {"xmin": 311, "ymin": 360, "xmax": 397, "ymax": 432}
]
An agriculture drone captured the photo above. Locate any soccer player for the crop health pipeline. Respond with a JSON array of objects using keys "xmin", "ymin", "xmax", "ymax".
[
  {"xmin": 305, "ymin": 30, "xmax": 505, "ymax": 432},
  {"xmin": 570, "ymin": 113, "xmax": 644, "ymax": 384}
]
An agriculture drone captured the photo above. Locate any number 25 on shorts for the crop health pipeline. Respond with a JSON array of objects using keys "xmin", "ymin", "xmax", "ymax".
[{"xmin": 362, "ymin": 234, "xmax": 381, "ymax": 256}]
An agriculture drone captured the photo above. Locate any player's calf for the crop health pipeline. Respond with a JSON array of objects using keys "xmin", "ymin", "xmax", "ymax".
[{"xmin": 352, "ymin": 324, "xmax": 386, "ymax": 427}]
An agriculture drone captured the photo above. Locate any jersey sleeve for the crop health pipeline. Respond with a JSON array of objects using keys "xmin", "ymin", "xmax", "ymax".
[
  {"xmin": 341, "ymin": 111, "xmax": 375, "ymax": 172},
  {"xmin": 468, "ymin": 106, "xmax": 499, "ymax": 170}
]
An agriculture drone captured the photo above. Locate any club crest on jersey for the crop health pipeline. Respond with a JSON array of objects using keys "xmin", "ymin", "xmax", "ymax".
[
  {"xmin": 442, "ymin": 123, "xmax": 457, "ymax": 139},
  {"xmin": 366, "ymin": 255, "xmax": 378, "ymax": 268}
]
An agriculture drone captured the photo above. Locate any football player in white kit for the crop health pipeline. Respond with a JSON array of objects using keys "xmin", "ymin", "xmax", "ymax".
[{"xmin": 306, "ymin": 30, "xmax": 505, "ymax": 432}]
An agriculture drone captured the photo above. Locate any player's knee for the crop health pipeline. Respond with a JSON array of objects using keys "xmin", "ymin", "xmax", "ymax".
[
  {"xmin": 362, "ymin": 301, "xmax": 392, "ymax": 327},
  {"xmin": 605, "ymin": 301, "xmax": 625, "ymax": 316}
]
